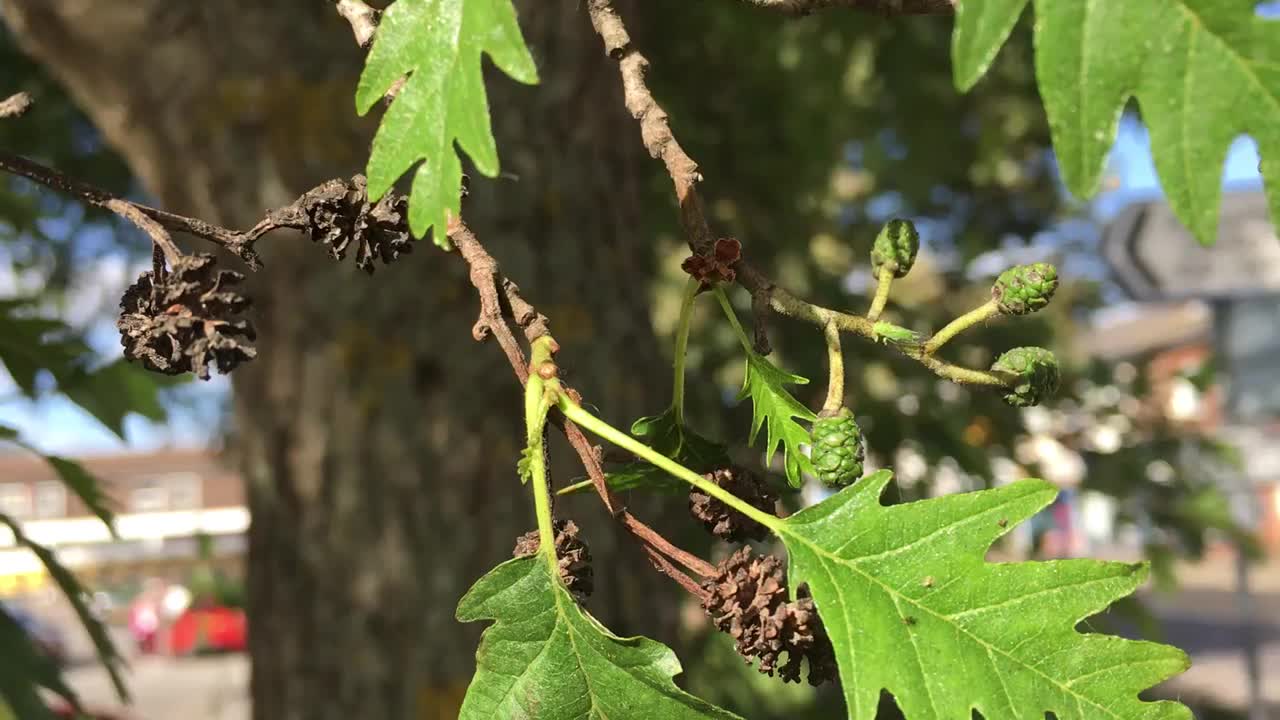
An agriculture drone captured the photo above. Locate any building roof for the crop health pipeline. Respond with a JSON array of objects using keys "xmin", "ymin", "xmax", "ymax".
[{"xmin": 1083, "ymin": 301, "xmax": 1212, "ymax": 359}]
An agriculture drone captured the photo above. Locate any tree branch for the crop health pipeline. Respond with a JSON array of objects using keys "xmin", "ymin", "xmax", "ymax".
[
  {"xmin": 333, "ymin": 0, "xmax": 380, "ymax": 49},
  {"xmin": 326, "ymin": 1, "xmax": 717, "ymax": 599},
  {"xmin": 0, "ymin": 151, "xmax": 265, "ymax": 269},
  {"xmin": 587, "ymin": 0, "xmax": 1012, "ymax": 392},
  {"xmin": 734, "ymin": 0, "xmax": 955, "ymax": 15}
]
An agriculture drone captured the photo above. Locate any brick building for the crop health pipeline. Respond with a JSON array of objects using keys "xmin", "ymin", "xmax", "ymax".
[
  {"xmin": 0, "ymin": 449, "xmax": 245, "ymax": 598},
  {"xmin": 1086, "ymin": 301, "xmax": 1280, "ymax": 553}
]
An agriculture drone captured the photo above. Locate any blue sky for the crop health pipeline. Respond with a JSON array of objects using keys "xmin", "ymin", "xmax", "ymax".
[{"xmin": 0, "ymin": 118, "xmax": 1269, "ymax": 456}]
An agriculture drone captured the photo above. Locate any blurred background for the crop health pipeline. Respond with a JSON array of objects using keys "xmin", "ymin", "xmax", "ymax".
[{"xmin": 0, "ymin": 2, "xmax": 1276, "ymax": 719}]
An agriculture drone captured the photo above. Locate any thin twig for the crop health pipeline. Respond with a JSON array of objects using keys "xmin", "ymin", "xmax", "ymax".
[
  {"xmin": 641, "ymin": 545, "xmax": 708, "ymax": 600},
  {"xmin": 0, "ymin": 151, "xmax": 264, "ymax": 269},
  {"xmin": 866, "ymin": 266, "xmax": 894, "ymax": 322},
  {"xmin": 820, "ymin": 319, "xmax": 844, "ymax": 416},
  {"xmin": 331, "ymin": 0, "xmax": 406, "ymax": 103},
  {"xmin": 327, "ymin": 2, "xmax": 727, "ymax": 601},
  {"xmin": 104, "ymin": 199, "xmax": 181, "ymax": 267},
  {"xmin": 333, "ymin": 0, "xmax": 381, "ymax": 49},
  {"xmin": 924, "ymin": 299, "xmax": 1000, "ymax": 356},
  {"xmin": 586, "ymin": 0, "xmax": 1013, "ymax": 392},
  {"xmin": 750, "ymin": 288, "xmax": 775, "ymax": 355},
  {"xmin": 0, "ymin": 92, "xmax": 32, "ymax": 119},
  {"xmin": 620, "ymin": 512, "xmax": 717, "ymax": 578},
  {"xmin": 451, "ymin": 219, "xmax": 615, "ymax": 511}
]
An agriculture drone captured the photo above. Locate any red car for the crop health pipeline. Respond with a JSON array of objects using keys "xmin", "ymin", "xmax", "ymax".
[
  {"xmin": 168, "ymin": 604, "xmax": 247, "ymax": 656},
  {"xmin": 49, "ymin": 700, "xmax": 122, "ymax": 719}
]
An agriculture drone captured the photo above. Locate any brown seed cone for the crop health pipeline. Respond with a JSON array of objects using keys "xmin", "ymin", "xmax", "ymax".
[
  {"xmin": 117, "ymin": 253, "xmax": 256, "ymax": 379},
  {"xmin": 513, "ymin": 519, "xmax": 593, "ymax": 601},
  {"xmin": 701, "ymin": 547, "xmax": 837, "ymax": 686},
  {"xmin": 689, "ymin": 467, "xmax": 777, "ymax": 543},
  {"xmin": 291, "ymin": 174, "xmax": 413, "ymax": 273}
]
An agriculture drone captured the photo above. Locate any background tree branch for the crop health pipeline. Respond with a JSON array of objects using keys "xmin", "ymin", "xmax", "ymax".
[{"xmin": 586, "ymin": 0, "xmax": 1011, "ymax": 390}]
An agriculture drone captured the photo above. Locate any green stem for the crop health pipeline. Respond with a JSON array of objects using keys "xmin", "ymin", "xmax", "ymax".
[
  {"xmin": 714, "ymin": 286, "xmax": 754, "ymax": 352},
  {"xmin": 525, "ymin": 337, "xmax": 559, "ymax": 577},
  {"xmin": 556, "ymin": 478, "xmax": 593, "ymax": 496},
  {"xmin": 866, "ymin": 266, "xmax": 895, "ymax": 322},
  {"xmin": 672, "ymin": 277, "xmax": 699, "ymax": 424},
  {"xmin": 924, "ymin": 299, "xmax": 1001, "ymax": 355},
  {"xmin": 917, "ymin": 356, "xmax": 1011, "ymax": 387},
  {"xmin": 821, "ymin": 320, "xmax": 845, "ymax": 415},
  {"xmin": 559, "ymin": 397, "xmax": 783, "ymax": 533}
]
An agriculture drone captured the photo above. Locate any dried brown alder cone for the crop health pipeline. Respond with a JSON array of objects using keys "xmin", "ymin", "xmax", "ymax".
[
  {"xmin": 513, "ymin": 519, "xmax": 594, "ymax": 601},
  {"xmin": 681, "ymin": 237, "xmax": 742, "ymax": 287},
  {"xmin": 117, "ymin": 254, "xmax": 256, "ymax": 380},
  {"xmin": 701, "ymin": 547, "xmax": 838, "ymax": 685},
  {"xmin": 268, "ymin": 174, "xmax": 413, "ymax": 274},
  {"xmin": 689, "ymin": 467, "xmax": 777, "ymax": 543}
]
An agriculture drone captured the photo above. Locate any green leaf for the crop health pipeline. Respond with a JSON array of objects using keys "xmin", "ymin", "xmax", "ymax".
[
  {"xmin": 518, "ymin": 446, "xmax": 535, "ymax": 485},
  {"xmin": 0, "ymin": 516, "xmax": 129, "ymax": 704},
  {"xmin": 0, "ymin": 300, "xmax": 87, "ymax": 396},
  {"xmin": 41, "ymin": 456, "xmax": 116, "ymax": 535},
  {"xmin": 774, "ymin": 471, "xmax": 1191, "ymax": 719},
  {"xmin": 0, "ymin": 606, "xmax": 67, "ymax": 720},
  {"xmin": 631, "ymin": 407, "xmax": 730, "ymax": 470},
  {"xmin": 457, "ymin": 556, "xmax": 740, "ymax": 719},
  {"xmin": 954, "ymin": 0, "xmax": 1280, "ymax": 244},
  {"xmin": 356, "ymin": 0, "xmax": 539, "ymax": 246},
  {"xmin": 560, "ymin": 407, "xmax": 731, "ymax": 496},
  {"xmin": 590, "ymin": 462, "xmax": 689, "ymax": 495},
  {"xmin": 60, "ymin": 359, "xmax": 175, "ymax": 439},
  {"xmin": 736, "ymin": 353, "xmax": 815, "ymax": 488},
  {"xmin": 0, "ymin": 304, "xmax": 172, "ymax": 439}
]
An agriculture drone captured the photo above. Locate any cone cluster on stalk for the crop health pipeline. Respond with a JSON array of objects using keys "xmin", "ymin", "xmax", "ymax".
[
  {"xmin": 870, "ymin": 218, "xmax": 920, "ymax": 279},
  {"xmin": 993, "ymin": 262, "xmax": 1058, "ymax": 316},
  {"xmin": 117, "ymin": 254, "xmax": 256, "ymax": 380},
  {"xmin": 991, "ymin": 346, "xmax": 1060, "ymax": 407},
  {"xmin": 689, "ymin": 467, "xmax": 777, "ymax": 543},
  {"xmin": 513, "ymin": 519, "xmax": 594, "ymax": 602},
  {"xmin": 701, "ymin": 547, "xmax": 838, "ymax": 686}
]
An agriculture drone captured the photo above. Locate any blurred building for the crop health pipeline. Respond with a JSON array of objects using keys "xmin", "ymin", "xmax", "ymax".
[
  {"xmin": 1085, "ymin": 300, "xmax": 1280, "ymax": 553},
  {"xmin": 0, "ymin": 449, "xmax": 245, "ymax": 599}
]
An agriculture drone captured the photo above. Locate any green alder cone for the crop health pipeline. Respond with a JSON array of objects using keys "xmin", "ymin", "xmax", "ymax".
[
  {"xmin": 992, "ymin": 262, "xmax": 1059, "ymax": 315},
  {"xmin": 992, "ymin": 346, "xmax": 1060, "ymax": 407},
  {"xmin": 810, "ymin": 408, "xmax": 865, "ymax": 488},
  {"xmin": 870, "ymin": 218, "xmax": 920, "ymax": 279}
]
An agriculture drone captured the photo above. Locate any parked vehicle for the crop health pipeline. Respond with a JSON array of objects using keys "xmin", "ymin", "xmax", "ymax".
[
  {"xmin": 0, "ymin": 601, "xmax": 67, "ymax": 666},
  {"xmin": 48, "ymin": 700, "xmax": 123, "ymax": 720},
  {"xmin": 168, "ymin": 601, "xmax": 247, "ymax": 656}
]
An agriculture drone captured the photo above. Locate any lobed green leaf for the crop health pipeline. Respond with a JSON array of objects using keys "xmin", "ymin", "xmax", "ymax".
[
  {"xmin": 457, "ymin": 556, "xmax": 740, "ymax": 720},
  {"xmin": 776, "ymin": 470, "xmax": 1191, "ymax": 720},
  {"xmin": 953, "ymin": 0, "xmax": 1280, "ymax": 244},
  {"xmin": 0, "ymin": 516, "xmax": 128, "ymax": 704},
  {"xmin": 736, "ymin": 352, "xmax": 816, "ymax": 488},
  {"xmin": 356, "ymin": 0, "xmax": 539, "ymax": 246}
]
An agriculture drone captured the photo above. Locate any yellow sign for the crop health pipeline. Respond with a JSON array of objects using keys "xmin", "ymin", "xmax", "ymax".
[{"xmin": 0, "ymin": 569, "xmax": 48, "ymax": 597}]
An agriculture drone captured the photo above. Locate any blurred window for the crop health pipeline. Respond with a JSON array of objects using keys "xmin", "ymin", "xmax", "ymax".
[
  {"xmin": 0, "ymin": 483, "xmax": 31, "ymax": 519},
  {"xmin": 167, "ymin": 473, "xmax": 202, "ymax": 510},
  {"xmin": 130, "ymin": 480, "xmax": 168, "ymax": 513},
  {"xmin": 33, "ymin": 481, "xmax": 65, "ymax": 519}
]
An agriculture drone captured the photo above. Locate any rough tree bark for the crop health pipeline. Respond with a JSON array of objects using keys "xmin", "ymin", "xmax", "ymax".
[{"xmin": 2, "ymin": 1, "xmax": 677, "ymax": 718}]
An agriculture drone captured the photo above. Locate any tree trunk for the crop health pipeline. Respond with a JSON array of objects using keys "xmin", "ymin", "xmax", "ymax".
[{"xmin": 2, "ymin": 2, "xmax": 677, "ymax": 718}]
